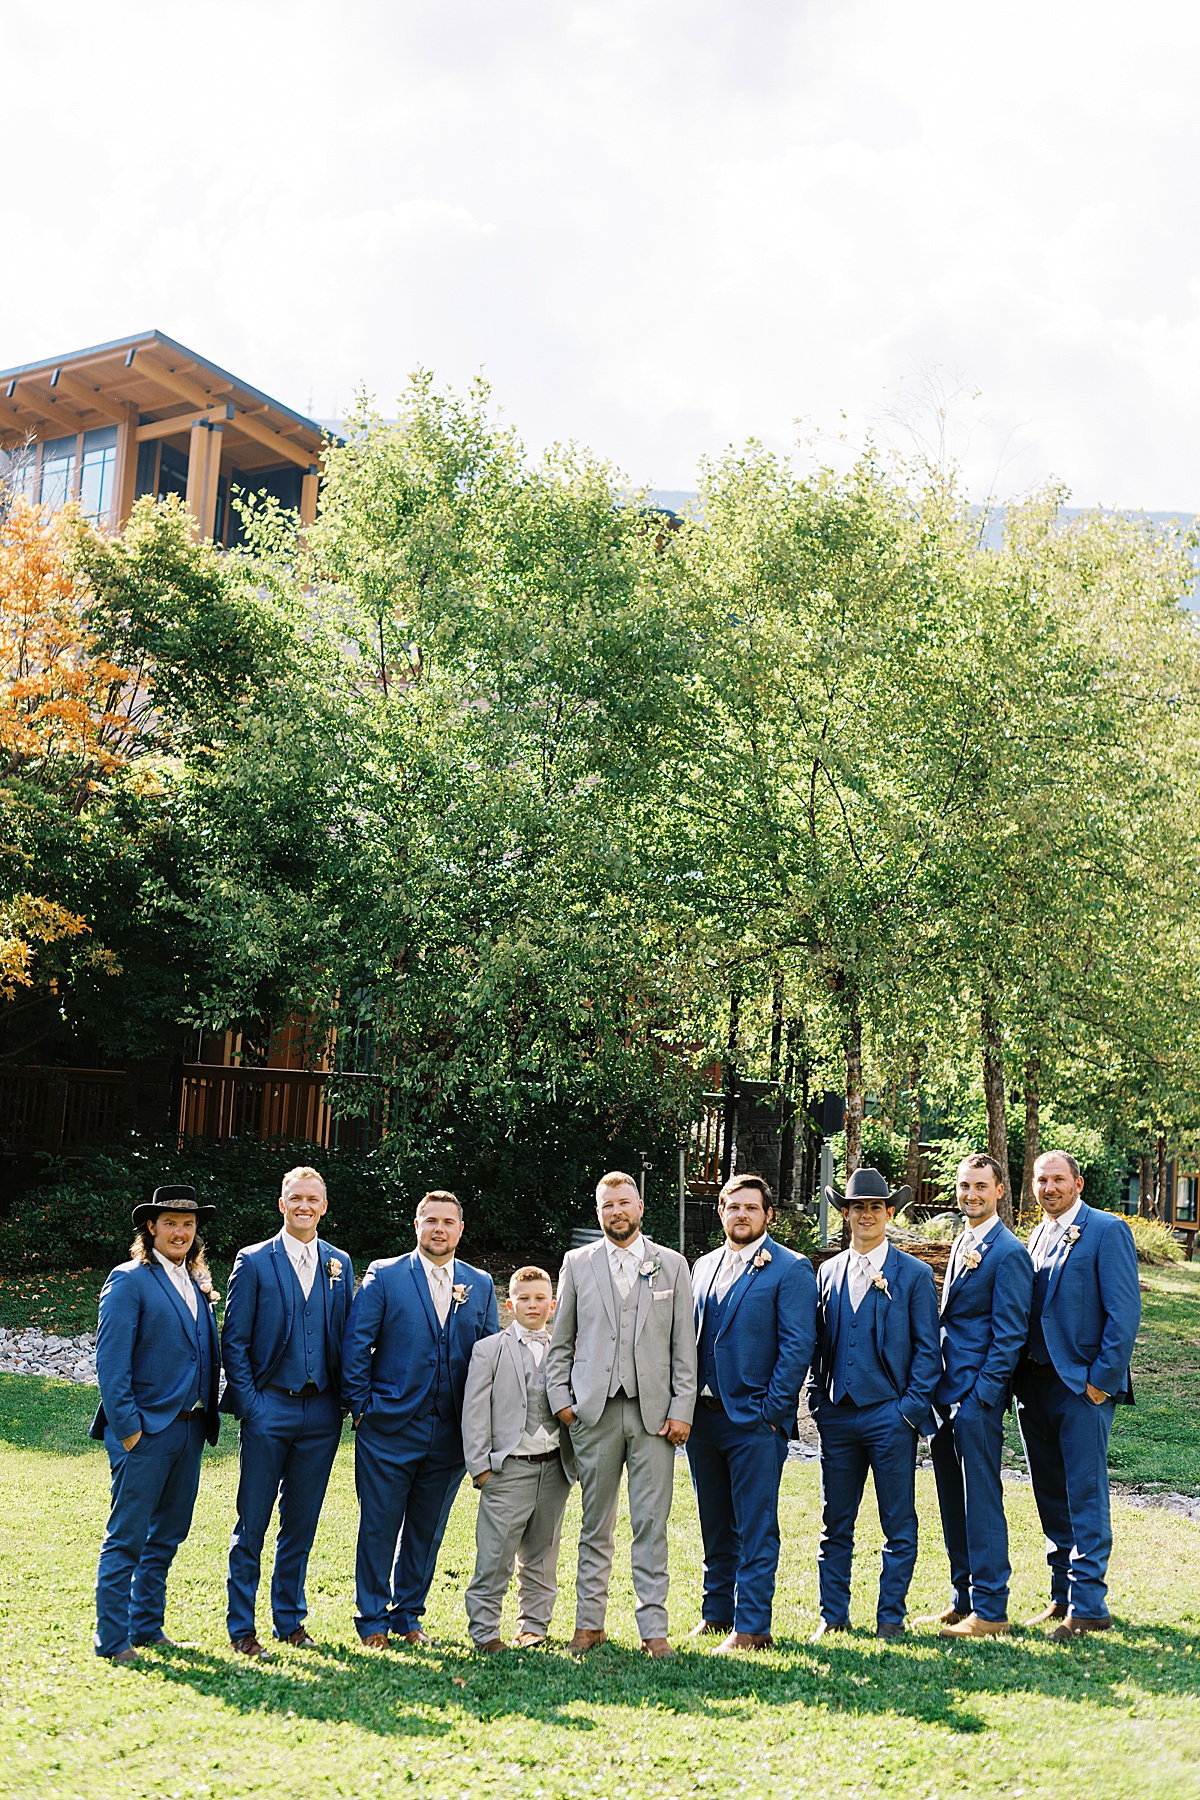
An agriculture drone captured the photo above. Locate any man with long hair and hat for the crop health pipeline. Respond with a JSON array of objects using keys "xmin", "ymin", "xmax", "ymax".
[
  {"xmin": 807, "ymin": 1168, "xmax": 941, "ymax": 1641},
  {"xmin": 91, "ymin": 1185, "xmax": 221, "ymax": 1662}
]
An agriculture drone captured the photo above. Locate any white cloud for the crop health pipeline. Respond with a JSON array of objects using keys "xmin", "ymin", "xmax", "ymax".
[{"xmin": 3, "ymin": 0, "xmax": 1200, "ymax": 504}]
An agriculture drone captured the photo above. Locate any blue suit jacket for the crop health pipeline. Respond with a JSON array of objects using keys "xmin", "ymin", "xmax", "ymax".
[
  {"xmin": 340, "ymin": 1250, "xmax": 499, "ymax": 1430},
  {"xmin": 691, "ymin": 1235, "xmax": 818, "ymax": 1430},
  {"xmin": 90, "ymin": 1258, "xmax": 220, "ymax": 1445},
  {"xmin": 220, "ymin": 1232, "xmax": 355, "ymax": 1418},
  {"xmin": 936, "ymin": 1220, "xmax": 1033, "ymax": 1414},
  {"xmin": 810, "ymin": 1243, "xmax": 942, "ymax": 1435},
  {"xmin": 1028, "ymin": 1203, "xmax": 1140, "ymax": 1403}
]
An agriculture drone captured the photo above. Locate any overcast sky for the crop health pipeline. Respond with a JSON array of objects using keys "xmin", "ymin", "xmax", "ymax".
[{"xmin": 4, "ymin": 0, "xmax": 1200, "ymax": 505}]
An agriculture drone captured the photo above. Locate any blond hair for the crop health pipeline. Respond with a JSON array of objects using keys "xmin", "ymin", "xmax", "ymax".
[
  {"xmin": 596, "ymin": 1170, "xmax": 639, "ymax": 1195},
  {"xmin": 281, "ymin": 1165, "xmax": 326, "ymax": 1195},
  {"xmin": 509, "ymin": 1265, "xmax": 553, "ymax": 1289}
]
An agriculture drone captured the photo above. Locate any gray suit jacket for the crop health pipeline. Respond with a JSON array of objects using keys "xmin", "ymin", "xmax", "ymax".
[
  {"xmin": 546, "ymin": 1235, "xmax": 698, "ymax": 1435},
  {"xmin": 462, "ymin": 1325, "xmax": 578, "ymax": 1482}
]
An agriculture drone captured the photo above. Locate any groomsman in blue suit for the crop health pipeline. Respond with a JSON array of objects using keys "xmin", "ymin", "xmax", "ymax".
[
  {"xmin": 342, "ymin": 1189, "xmax": 499, "ymax": 1647},
  {"xmin": 91, "ymin": 1187, "xmax": 221, "ymax": 1662},
  {"xmin": 687, "ymin": 1173, "xmax": 817, "ymax": 1651},
  {"xmin": 923, "ymin": 1153, "xmax": 1033, "ymax": 1638},
  {"xmin": 220, "ymin": 1166, "xmax": 355, "ymax": 1657},
  {"xmin": 1015, "ymin": 1150, "xmax": 1140, "ymax": 1638},
  {"xmin": 808, "ymin": 1168, "xmax": 941, "ymax": 1640}
]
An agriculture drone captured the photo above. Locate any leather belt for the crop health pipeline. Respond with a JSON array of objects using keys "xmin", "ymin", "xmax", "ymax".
[
  {"xmin": 698, "ymin": 1395, "xmax": 724, "ymax": 1413},
  {"xmin": 175, "ymin": 1406, "xmax": 206, "ymax": 1421},
  {"xmin": 511, "ymin": 1450, "xmax": 560, "ymax": 1463},
  {"xmin": 1022, "ymin": 1359, "xmax": 1056, "ymax": 1380}
]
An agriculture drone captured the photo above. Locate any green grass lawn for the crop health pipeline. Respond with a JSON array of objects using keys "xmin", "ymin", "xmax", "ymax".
[{"xmin": 0, "ymin": 1376, "xmax": 1198, "ymax": 1800}]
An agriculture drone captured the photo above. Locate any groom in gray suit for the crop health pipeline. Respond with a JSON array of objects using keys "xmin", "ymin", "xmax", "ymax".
[{"xmin": 547, "ymin": 1171, "xmax": 697, "ymax": 1658}]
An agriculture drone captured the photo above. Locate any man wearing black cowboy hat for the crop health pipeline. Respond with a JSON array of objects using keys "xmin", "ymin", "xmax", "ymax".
[
  {"xmin": 91, "ymin": 1186, "xmax": 221, "ymax": 1662},
  {"xmin": 807, "ymin": 1168, "xmax": 941, "ymax": 1640}
]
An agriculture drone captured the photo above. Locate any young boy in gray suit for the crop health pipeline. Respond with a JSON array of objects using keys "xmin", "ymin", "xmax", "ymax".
[{"xmin": 462, "ymin": 1266, "xmax": 576, "ymax": 1652}]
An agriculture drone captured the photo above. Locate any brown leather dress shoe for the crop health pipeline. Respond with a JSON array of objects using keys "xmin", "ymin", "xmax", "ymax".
[
  {"xmin": 939, "ymin": 1614, "xmax": 1011, "ymax": 1638},
  {"xmin": 875, "ymin": 1622, "xmax": 906, "ymax": 1639},
  {"xmin": 1024, "ymin": 1602, "xmax": 1068, "ymax": 1626},
  {"xmin": 475, "ymin": 1637, "xmax": 508, "ymax": 1654},
  {"xmin": 399, "ymin": 1629, "xmax": 432, "ymax": 1647},
  {"xmin": 688, "ymin": 1618, "xmax": 734, "ymax": 1638},
  {"xmin": 514, "ymin": 1631, "xmax": 545, "ymax": 1648},
  {"xmin": 132, "ymin": 1634, "xmax": 177, "ymax": 1649},
  {"xmin": 360, "ymin": 1632, "xmax": 391, "ymax": 1650},
  {"xmin": 283, "ymin": 1628, "xmax": 317, "ymax": 1648},
  {"xmin": 1051, "ymin": 1615, "xmax": 1112, "ymax": 1640},
  {"xmin": 714, "ymin": 1631, "xmax": 773, "ymax": 1653},
  {"xmin": 913, "ymin": 1607, "xmax": 964, "ymax": 1627},
  {"xmin": 640, "ymin": 1637, "xmax": 675, "ymax": 1658},
  {"xmin": 230, "ymin": 1633, "xmax": 272, "ymax": 1659},
  {"xmin": 108, "ymin": 1647, "xmax": 140, "ymax": 1665},
  {"xmin": 567, "ymin": 1628, "xmax": 608, "ymax": 1657},
  {"xmin": 809, "ymin": 1620, "xmax": 851, "ymax": 1642}
]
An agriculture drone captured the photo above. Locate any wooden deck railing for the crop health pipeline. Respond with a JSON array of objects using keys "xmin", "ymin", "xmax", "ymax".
[
  {"xmin": 0, "ymin": 1066, "xmax": 125, "ymax": 1153},
  {"xmin": 177, "ymin": 1064, "xmax": 387, "ymax": 1149}
]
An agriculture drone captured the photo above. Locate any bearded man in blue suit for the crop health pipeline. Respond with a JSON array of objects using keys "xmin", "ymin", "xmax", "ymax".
[
  {"xmin": 342, "ymin": 1189, "xmax": 499, "ymax": 1647},
  {"xmin": 220, "ymin": 1166, "xmax": 355, "ymax": 1657},
  {"xmin": 808, "ymin": 1169, "xmax": 941, "ymax": 1641},
  {"xmin": 91, "ymin": 1187, "xmax": 221, "ymax": 1662},
  {"xmin": 1015, "ymin": 1151, "xmax": 1140, "ymax": 1639},
  {"xmin": 922, "ymin": 1153, "xmax": 1033, "ymax": 1638},
  {"xmin": 687, "ymin": 1173, "xmax": 817, "ymax": 1652}
]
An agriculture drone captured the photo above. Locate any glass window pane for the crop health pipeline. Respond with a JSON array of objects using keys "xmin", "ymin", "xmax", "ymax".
[
  {"xmin": 39, "ymin": 435, "xmax": 76, "ymax": 510},
  {"xmin": 1176, "ymin": 1175, "xmax": 1197, "ymax": 1223},
  {"xmin": 80, "ymin": 444, "xmax": 116, "ymax": 521}
]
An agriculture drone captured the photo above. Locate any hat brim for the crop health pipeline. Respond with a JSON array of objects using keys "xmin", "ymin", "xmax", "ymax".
[
  {"xmin": 825, "ymin": 1184, "xmax": 912, "ymax": 1211},
  {"xmin": 132, "ymin": 1201, "xmax": 217, "ymax": 1227}
]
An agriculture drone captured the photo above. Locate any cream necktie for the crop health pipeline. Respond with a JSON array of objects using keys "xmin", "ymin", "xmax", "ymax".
[
  {"xmin": 848, "ymin": 1253, "xmax": 873, "ymax": 1311},
  {"xmin": 293, "ymin": 1240, "xmax": 316, "ymax": 1299},
  {"xmin": 613, "ymin": 1250, "xmax": 634, "ymax": 1297},
  {"xmin": 713, "ymin": 1248, "xmax": 742, "ymax": 1303},
  {"xmin": 430, "ymin": 1264, "xmax": 451, "ymax": 1326}
]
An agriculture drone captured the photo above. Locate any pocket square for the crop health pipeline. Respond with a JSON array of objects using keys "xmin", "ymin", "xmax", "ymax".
[{"xmin": 653, "ymin": 1291, "xmax": 672, "ymax": 1301}]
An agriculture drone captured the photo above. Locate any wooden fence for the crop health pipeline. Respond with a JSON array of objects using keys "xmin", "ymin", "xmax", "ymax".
[
  {"xmin": 0, "ymin": 1066, "xmax": 125, "ymax": 1153},
  {"xmin": 177, "ymin": 1064, "xmax": 388, "ymax": 1150}
]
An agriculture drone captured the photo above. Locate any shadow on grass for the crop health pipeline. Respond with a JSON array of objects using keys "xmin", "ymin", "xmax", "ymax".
[{"xmin": 138, "ymin": 1620, "xmax": 1200, "ymax": 1738}]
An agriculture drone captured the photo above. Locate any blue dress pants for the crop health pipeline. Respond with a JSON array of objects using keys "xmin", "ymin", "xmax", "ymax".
[
  {"xmin": 95, "ymin": 1414, "xmax": 205, "ymax": 1657},
  {"xmin": 815, "ymin": 1398, "xmax": 919, "ymax": 1628},
  {"xmin": 686, "ymin": 1403, "xmax": 790, "ymax": 1635},
  {"xmin": 1015, "ymin": 1369, "xmax": 1117, "ymax": 1619},
  {"xmin": 930, "ymin": 1393, "xmax": 1011, "ymax": 1621},
  {"xmin": 353, "ymin": 1409, "xmax": 465, "ymax": 1638},
  {"xmin": 226, "ymin": 1387, "xmax": 343, "ymax": 1641}
]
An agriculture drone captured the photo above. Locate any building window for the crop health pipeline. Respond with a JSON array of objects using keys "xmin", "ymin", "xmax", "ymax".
[
  {"xmin": 1176, "ymin": 1174, "xmax": 1198, "ymax": 1224},
  {"xmin": 39, "ymin": 435, "xmax": 77, "ymax": 510},
  {"xmin": 79, "ymin": 426, "xmax": 118, "ymax": 522}
]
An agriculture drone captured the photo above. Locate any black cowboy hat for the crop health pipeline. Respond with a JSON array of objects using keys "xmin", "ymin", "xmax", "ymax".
[
  {"xmin": 131, "ymin": 1184, "xmax": 217, "ymax": 1227},
  {"xmin": 824, "ymin": 1167, "xmax": 912, "ymax": 1211}
]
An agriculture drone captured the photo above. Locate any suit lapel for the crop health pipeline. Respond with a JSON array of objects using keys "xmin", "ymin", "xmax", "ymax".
[
  {"xmin": 1044, "ymin": 1205, "xmax": 1087, "ymax": 1310},
  {"xmin": 633, "ymin": 1238, "xmax": 655, "ymax": 1342},
  {"xmin": 407, "ymin": 1250, "xmax": 440, "ymax": 1339},
  {"xmin": 872, "ymin": 1244, "xmax": 897, "ymax": 1370},
  {"xmin": 272, "ymin": 1235, "xmax": 297, "ymax": 1337},
  {"xmin": 589, "ymin": 1239, "xmax": 618, "ymax": 1332},
  {"xmin": 501, "ymin": 1325, "xmax": 529, "ymax": 1401},
  {"xmin": 695, "ymin": 1249, "xmax": 721, "ymax": 1338},
  {"xmin": 945, "ymin": 1228, "xmax": 992, "ymax": 1307},
  {"xmin": 149, "ymin": 1259, "xmax": 198, "ymax": 1342},
  {"xmin": 720, "ymin": 1236, "xmax": 770, "ymax": 1333}
]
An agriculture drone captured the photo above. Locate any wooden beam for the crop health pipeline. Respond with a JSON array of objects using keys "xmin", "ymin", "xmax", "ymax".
[
  {"xmin": 42, "ymin": 368, "xmax": 129, "ymax": 426},
  {"xmin": 300, "ymin": 465, "xmax": 320, "ymax": 525},
  {"xmin": 136, "ymin": 410, "xmax": 209, "ymax": 444},
  {"xmin": 10, "ymin": 381, "xmax": 88, "ymax": 436},
  {"xmin": 137, "ymin": 350, "xmax": 320, "ymax": 470},
  {"xmin": 184, "ymin": 419, "xmax": 223, "ymax": 541},
  {"xmin": 115, "ymin": 402, "xmax": 140, "ymax": 528}
]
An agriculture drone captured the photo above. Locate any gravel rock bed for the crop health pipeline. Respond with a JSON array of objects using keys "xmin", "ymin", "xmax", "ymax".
[{"xmin": 0, "ymin": 1326, "xmax": 97, "ymax": 1384}]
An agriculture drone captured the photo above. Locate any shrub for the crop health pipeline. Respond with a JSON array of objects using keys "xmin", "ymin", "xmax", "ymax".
[{"xmin": 1122, "ymin": 1214, "xmax": 1185, "ymax": 1265}]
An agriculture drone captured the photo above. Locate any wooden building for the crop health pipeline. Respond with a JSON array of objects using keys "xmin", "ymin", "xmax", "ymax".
[{"xmin": 0, "ymin": 329, "xmax": 325, "ymax": 542}]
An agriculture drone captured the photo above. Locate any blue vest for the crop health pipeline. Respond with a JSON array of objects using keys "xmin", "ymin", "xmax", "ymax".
[
  {"xmin": 180, "ymin": 1288, "xmax": 215, "ymax": 1413},
  {"xmin": 698, "ymin": 1275, "xmax": 739, "ymax": 1401},
  {"xmin": 829, "ymin": 1284, "xmax": 893, "ymax": 1406},
  {"xmin": 273, "ymin": 1263, "xmax": 331, "ymax": 1393},
  {"xmin": 1028, "ymin": 1257, "xmax": 1054, "ymax": 1363},
  {"xmin": 424, "ymin": 1312, "xmax": 454, "ymax": 1420}
]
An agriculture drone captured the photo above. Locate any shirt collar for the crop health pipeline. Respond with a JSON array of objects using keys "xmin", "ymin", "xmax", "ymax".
[
  {"xmin": 965, "ymin": 1212, "xmax": 1003, "ymax": 1243},
  {"xmin": 1045, "ymin": 1198, "xmax": 1083, "ymax": 1235},
  {"xmin": 418, "ymin": 1250, "xmax": 454, "ymax": 1280},
  {"xmin": 152, "ymin": 1248, "xmax": 189, "ymax": 1284},
  {"xmin": 607, "ymin": 1232, "xmax": 644, "ymax": 1263},
  {"xmin": 280, "ymin": 1228, "xmax": 317, "ymax": 1264},
  {"xmin": 725, "ymin": 1230, "xmax": 768, "ymax": 1265},
  {"xmin": 513, "ymin": 1320, "xmax": 549, "ymax": 1343},
  {"xmin": 854, "ymin": 1239, "xmax": 890, "ymax": 1272}
]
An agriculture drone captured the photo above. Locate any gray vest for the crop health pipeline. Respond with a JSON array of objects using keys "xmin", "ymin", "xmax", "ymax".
[
  {"xmin": 607, "ymin": 1266, "xmax": 640, "ymax": 1400},
  {"xmin": 518, "ymin": 1337, "xmax": 559, "ymax": 1436}
]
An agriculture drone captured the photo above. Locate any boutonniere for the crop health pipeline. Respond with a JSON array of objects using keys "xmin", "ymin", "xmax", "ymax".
[
  {"xmin": 961, "ymin": 1248, "xmax": 981, "ymax": 1271},
  {"xmin": 869, "ymin": 1270, "xmax": 891, "ymax": 1299},
  {"xmin": 752, "ymin": 1248, "xmax": 772, "ymax": 1270},
  {"xmin": 452, "ymin": 1283, "xmax": 471, "ymax": 1310},
  {"xmin": 638, "ymin": 1255, "xmax": 662, "ymax": 1284},
  {"xmin": 1063, "ymin": 1225, "xmax": 1082, "ymax": 1249},
  {"xmin": 326, "ymin": 1258, "xmax": 343, "ymax": 1287}
]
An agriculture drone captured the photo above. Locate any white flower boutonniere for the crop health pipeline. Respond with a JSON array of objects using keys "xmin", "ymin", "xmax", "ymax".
[
  {"xmin": 961, "ymin": 1248, "xmax": 982, "ymax": 1271},
  {"xmin": 326, "ymin": 1258, "xmax": 343, "ymax": 1288},
  {"xmin": 869, "ymin": 1270, "xmax": 891, "ymax": 1299},
  {"xmin": 639, "ymin": 1255, "xmax": 662, "ymax": 1285},
  {"xmin": 752, "ymin": 1248, "xmax": 772, "ymax": 1270},
  {"xmin": 452, "ymin": 1282, "xmax": 471, "ymax": 1311},
  {"xmin": 1065, "ymin": 1225, "xmax": 1081, "ymax": 1246}
]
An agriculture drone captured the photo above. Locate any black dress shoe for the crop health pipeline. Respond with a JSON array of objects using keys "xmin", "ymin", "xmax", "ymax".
[{"xmin": 875, "ymin": 1622, "xmax": 907, "ymax": 1639}]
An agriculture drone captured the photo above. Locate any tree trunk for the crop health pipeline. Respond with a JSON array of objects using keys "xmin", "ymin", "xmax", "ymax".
[
  {"xmin": 1019, "ymin": 1055, "xmax": 1040, "ymax": 1219},
  {"xmin": 720, "ymin": 991, "xmax": 740, "ymax": 1186},
  {"xmin": 769, "ymin": 969, "xmax": 784, "ymax": 1083},
  {"xmin": 1154, "ymin": 1135, "xmax": 1167, "ymax": 1220},
  {"xmin": 1138, "ymin": 1150, "xmax": 1154, "ymax": 1218},
  {"xmin": 981, "ymin": 994, "xmax": 1012, "ymax": 1226},
  {"xmin": 905, "ymin": 1045, "xmax": 922, "ymax": 1204},
  {"xmin": 844, "ymin": 999, "xmax": 863, "ymax": 1177}
]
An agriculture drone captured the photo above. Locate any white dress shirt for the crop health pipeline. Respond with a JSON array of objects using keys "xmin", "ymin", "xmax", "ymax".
[
  {"xmin": 153, "ymin": 1247, "xmax": 198, "ymax": 1320},
  {"xmin": 418, "ymin": 1251, "xmax": 454, "ymax": 1326},
  {"xmin": 512, "ymin": 1321, "xmax": 560, "ymax": 1453},
  {"xmin": 1032, "ymin": 1198, "xmax": 1084, "ymax": 1270},
  {"xmin": 607, "ymin": 1233, "xmax": 645, "ymax": 1298},
  {"xmin": 712, "ymin": 1230, "xmax": 768, "ymax": 1303},
  {"xmin": 281, "ymin": 1227, "xmax": 318, "ymax": 1299},
  {"xmin": 847, "ymin": 1237, "xmax": 890, "ymax": 1312}
]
